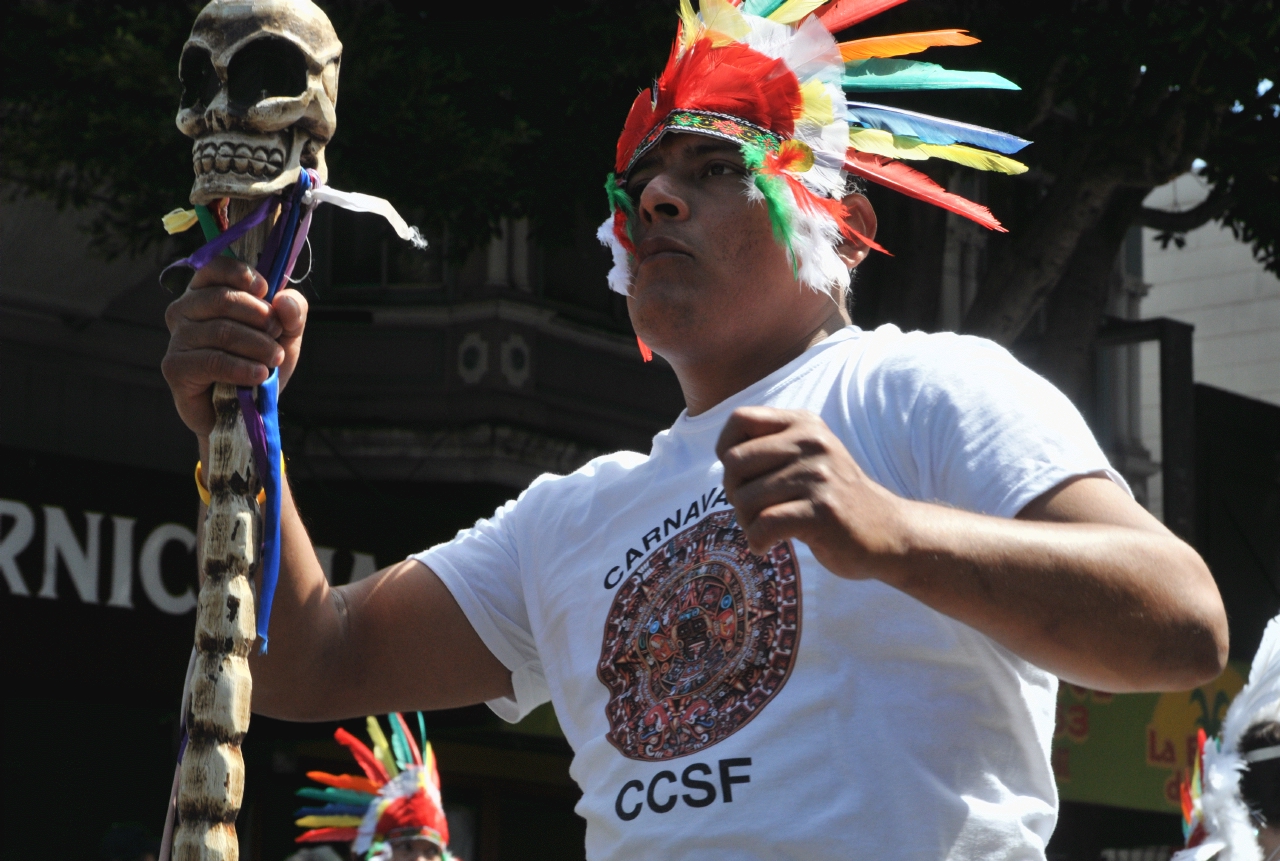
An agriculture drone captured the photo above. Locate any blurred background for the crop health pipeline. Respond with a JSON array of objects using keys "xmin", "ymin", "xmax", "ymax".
[{"xmin": 1, "ymin": 1, "xmax": 1278, "ymax": 859}]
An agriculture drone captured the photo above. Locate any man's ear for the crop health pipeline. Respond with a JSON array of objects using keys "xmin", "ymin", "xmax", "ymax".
[{"xmin": 836, "ymin": 193, "xmax": 878, "ymax": 270}]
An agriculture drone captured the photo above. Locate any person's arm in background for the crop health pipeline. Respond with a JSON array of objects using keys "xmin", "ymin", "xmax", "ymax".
[{"xmin": 164, "ymin": 258, "xmax": 512, "ymax": 720}]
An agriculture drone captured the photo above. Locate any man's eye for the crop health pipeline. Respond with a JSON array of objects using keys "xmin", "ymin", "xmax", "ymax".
[{"xmin": 707, "ymin": 163, "xmax": 731, "ymax": 176}]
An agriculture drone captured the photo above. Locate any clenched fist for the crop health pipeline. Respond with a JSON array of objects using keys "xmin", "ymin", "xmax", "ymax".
[
  {"xmin": 717, "ymin": 406, "xmax": 910, "ymax": 579},
  {"xmin": 161, "ymin": 256, "xmax": 308, "ymax": 438}
]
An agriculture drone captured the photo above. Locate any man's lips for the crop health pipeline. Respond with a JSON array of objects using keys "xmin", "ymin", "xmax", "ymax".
[{"xmin": 635, "ymin": 236, "xmax": 695, "ymax": 266}]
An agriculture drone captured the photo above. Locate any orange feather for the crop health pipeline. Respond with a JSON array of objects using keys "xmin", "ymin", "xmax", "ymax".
[
  {"xmin": 305, "ymin": 771, "xmax": 380, "ymax": 795},
  {"xmin": 839, "ymin": 29, "xmax": 980, "ymax": 61}
]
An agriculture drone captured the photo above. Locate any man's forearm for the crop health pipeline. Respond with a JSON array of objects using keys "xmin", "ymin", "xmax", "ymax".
[
  {"xmin": 195, "ymin": 434, "xmax": 352, "ymax": 719},
  {"xmin": 869, "ymin": 498, "xmax": 1227, "ymax": 692},
  {"xmin": 246, "ymin": 481, "xmax": 357, "ymax": 718}
]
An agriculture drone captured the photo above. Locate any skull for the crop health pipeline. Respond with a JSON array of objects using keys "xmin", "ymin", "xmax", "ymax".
[{"xmin": 176, "ymin": 0, "xmax": 341, "ymax": 205}]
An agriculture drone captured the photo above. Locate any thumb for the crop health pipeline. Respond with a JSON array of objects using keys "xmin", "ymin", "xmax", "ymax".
[{"xmin": 272, "ymin": 287, "xmax": 308, "ymax": 389}]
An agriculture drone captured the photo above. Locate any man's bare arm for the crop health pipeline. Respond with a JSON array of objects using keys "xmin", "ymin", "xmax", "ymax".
[
  {"xmin": 169, "ymin": 257, "xmax": 512, "ymax": 721},
  {"xmin": 237, "ymin": 475, "xmax": 513, "ymax": 721},
  {"xmin": 718, "ymin": 406, "xmax": 1229, "ymax": 693},
  {"xmin": 191, "ymin": 436, "xmax": 514, "ymax": 722}
]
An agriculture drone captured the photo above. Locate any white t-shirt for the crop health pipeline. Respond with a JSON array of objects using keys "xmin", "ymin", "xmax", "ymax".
[{"xmin": 413, "ymin": 325, "xmax": 1122, "ymax": 861}]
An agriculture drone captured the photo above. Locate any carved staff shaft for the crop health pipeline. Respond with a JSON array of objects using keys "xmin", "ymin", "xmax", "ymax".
[{"xmin": 175, "ymin": 205, "xmax": 274, "ymax": 861}]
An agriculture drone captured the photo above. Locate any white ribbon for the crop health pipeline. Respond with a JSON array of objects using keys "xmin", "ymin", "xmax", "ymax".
[{"xmin": 305, "ymin": 185, "xmax": 428, "ymax": 250}]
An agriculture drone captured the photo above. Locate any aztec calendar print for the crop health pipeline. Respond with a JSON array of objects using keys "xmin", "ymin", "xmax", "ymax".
[{"xmin": 597, "ymin": 509, "xmax": 801, "ymax": 761}]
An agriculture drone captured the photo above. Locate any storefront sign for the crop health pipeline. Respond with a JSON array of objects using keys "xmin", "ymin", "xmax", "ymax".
[{"xmin": 1054, "ymin": 665, "xmax": 1246, "ymax": 812}]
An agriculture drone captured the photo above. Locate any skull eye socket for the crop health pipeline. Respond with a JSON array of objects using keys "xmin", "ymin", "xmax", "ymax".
[
  {"xmin": 227, "ymin": 37, "xmax": 309, "ymax": 107},
  {"xmin": 179, "ymin": 47, "xmax": 219, "ymax": 109}
]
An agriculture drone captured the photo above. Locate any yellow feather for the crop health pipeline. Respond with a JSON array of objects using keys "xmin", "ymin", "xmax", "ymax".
[
  {"xmin": 295, "ymin": 816, "xmax": 363, "ymax": 828},
  {"xmin": 365, "ymin": 716, "xmax": 399, "ymax": 778},
  {"xmin": 162, "ymin": 208, "xmax": 199, "ymax": 235},
  {"xmin": 798, "ymin": 79, "xmax": 834, "ymax": 127},
  {"xmin": 921, "ymin": 142, "xmax": 1027, "ymax": 175},
  {"xmin": 679, "ymin": 0, "xmax": 700, "ymax": 52},
  {"xmin": 839, "ymin": 29, "xmax": 980, "ymax": 61},
  {"xmin": 768, "ymin": 0, "xmax": 826, "ymax": 25},
  {"xmin": 848, "ymin": 127, "xmax": 1027, "ymax": 174},
  {"xmin": 848, "ymin": 127, "xmax": 929, "ymax": 159},
  {"xmin": 700, "ymin": 0, "xmax": 750, "ymax": 39}
]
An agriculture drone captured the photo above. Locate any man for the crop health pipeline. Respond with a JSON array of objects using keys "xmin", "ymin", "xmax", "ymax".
[{"xmin": 162, "ymin": 2, "xmax": 1227, "ymax": 858}]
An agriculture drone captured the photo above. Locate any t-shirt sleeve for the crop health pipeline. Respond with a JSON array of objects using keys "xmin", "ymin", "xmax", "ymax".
[
  {"xmin": 865, "ymin": 332, "xmax": 1128, "ymax": 518},
  {"xmin": 410, "ymin": 486, "xmax": 551, "ymax": 723}
]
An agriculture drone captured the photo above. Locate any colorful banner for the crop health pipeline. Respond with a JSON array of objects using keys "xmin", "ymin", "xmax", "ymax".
[{"xmin": 1053, "ymin": 664, "xmax": 1246, "ymax": 812}]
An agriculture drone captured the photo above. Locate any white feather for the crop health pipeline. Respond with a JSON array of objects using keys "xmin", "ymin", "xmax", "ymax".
[
  {"xmin": 1186, "ymin": 613, "xmax": 1280, "ymax": 860},
  {"xmin": 596, "ymin": 216, "xmax": 633, "ymax": 296},
  {"xmin": 742, "ymin": 177, "xmax": 850, "ymax": 300}
]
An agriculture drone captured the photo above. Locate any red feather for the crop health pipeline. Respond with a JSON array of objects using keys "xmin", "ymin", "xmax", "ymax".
[
  {"xmin": 816, "ymin": 0, "xmax": 910, "ymax": 35},
  {"xmin": 375, "ymin": 791, "xmax": 450, "ymax": 846},
  {"xmin": 636, "ymin": 336, "xmax": 653, "ymax": 363},
  {"xmin": 612, "ymin": 210, "xmax": 635, "ymax": 254},
  {"xmin": 849, "ymin": 228, "xmax": 893, "ymax": 255},
  {"xmin": 844, "ymin": 152, "xmax": 1006, "ymax": 231},
  {"xmin": 617, "ymin": 37, "xmax": 802, "ymax": 172},
  {"xmin": 297, "ymin": 828, "xmax": 359, "ymax": 844},
  {"xmin": 334, "ymin": 727, "xmax": 390, "ymax": 785},
  {"xmin": 305, "ymin": 770, "xmax": 380, "ymax": 794},
  {"xmin": 790, "ymin": 180, "xmax": 895, "ymax": 255}
]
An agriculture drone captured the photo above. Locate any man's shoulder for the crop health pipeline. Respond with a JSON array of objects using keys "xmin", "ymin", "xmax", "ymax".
[
  {"xmin": 840, "ymin": 324, "xmax": 1021, "ymax": 390},
  {"xmin": 856, "ymin": 324, "xmax": 1012, "ymax": 364},
  {"xmin": 521, "ymin": 448, "xmax": 651, "ymax": 499}
]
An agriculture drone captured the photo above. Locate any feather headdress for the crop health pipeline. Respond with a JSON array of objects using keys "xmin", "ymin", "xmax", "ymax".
[
  {"xmin": 1176, "ymin": 615, "xmax": 1280, "ymax": 861},
  {"xmin": 600, "ymin": 0, "xmax": 1028, "ymax": 314},
  {"xmin": 295, "ymin": 714, "xmax": 454, "ymax": 861}
]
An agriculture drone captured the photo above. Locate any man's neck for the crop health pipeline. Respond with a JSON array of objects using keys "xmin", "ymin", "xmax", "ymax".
[{"xmin": 676, "ymin": 306, "xmax": 849, "ymax": 417}]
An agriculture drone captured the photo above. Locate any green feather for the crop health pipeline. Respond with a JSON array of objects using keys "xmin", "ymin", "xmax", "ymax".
[
  {"xmin": 742, "ymin": 0, "xmax": 786, "ymax": 15},
  {"xmin": 739, "ymin": 143, "xmax": 797, "ymax": 273},
  {"xmin": 296, "ymin": 787, "xmax": 376, "ymax": 805},
  {"xmin": 843, "ymin": 59, "xmax": 1019, "ymax": 92},
  {"xmin": 388, "ymin": 715, "xmax": 412, "ymax": 769},
  {"xmin": 604, "ymin": 173, "xmax": 634, "ymax": 215}
]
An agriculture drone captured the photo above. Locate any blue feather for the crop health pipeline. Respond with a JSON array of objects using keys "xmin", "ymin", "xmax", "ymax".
[
  {"xmin": 294, "ymin": 804, "xmax": 369, "ymax": 817},
  {"xmin": 843, "ymin": 59, "xmax": 1019, "ymax": 92},
  {"xmin": 296, "ymin": 787, "xmax": 377, "ymax": 805},
  {"xmin": 743, "ymin": 0, "xmax": 786, "ymax": 15},
  {"xmin": 845, "ymin": 102, "xmax": 1030, "ymax": 154}
]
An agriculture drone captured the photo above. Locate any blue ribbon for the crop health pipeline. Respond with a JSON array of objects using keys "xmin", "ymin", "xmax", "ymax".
[{"xmin": 176, "ymin": 171, "xmax": 316, "ymax": 654}]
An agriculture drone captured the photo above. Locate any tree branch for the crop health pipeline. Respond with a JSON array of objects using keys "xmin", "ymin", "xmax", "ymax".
[{"xmin": 1140, "ymin": 187, "xmax": 1232, "ymax": 233}]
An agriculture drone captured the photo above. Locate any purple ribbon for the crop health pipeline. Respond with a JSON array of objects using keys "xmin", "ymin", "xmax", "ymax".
[
  {"xmin": 160, "ymin": 195, "xmax": 275, "ymax": 279},
  {"xmin": 235, "ymin": 387, "xmax": 271, "ymax": 490}
]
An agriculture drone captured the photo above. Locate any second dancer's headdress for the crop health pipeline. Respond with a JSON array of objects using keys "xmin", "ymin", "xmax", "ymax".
[{"xmin": 295, "ymin": 714, "xmax": 454, "ymax": 861}]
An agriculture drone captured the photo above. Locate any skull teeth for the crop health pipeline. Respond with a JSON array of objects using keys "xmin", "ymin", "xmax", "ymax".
[{"xmin": 192, "ymin": 140, "xmax": 286, "ymax": 179}]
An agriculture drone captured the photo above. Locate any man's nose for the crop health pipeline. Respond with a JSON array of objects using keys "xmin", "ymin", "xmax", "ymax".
[{"xmin": 639, "ymin": 175, "xmax": 690, "ymax": 224}]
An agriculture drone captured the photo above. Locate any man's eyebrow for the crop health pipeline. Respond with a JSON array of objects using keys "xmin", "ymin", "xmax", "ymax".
[
  {"xmin": 627, "ymin": 138, "xmax": 744, "ymax": 182},
  {"xmin": 688, "ymin": 140, "xmax": 743, "ymax": 158}
]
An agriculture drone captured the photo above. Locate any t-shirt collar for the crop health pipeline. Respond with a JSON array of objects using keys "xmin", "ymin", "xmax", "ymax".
[{"xmin": 669, "ymin": 325, "xmax": 861, "ymax": 435}]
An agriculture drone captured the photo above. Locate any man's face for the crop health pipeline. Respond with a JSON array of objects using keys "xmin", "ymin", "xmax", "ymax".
[
  {"xmin": 621, "ymin": 132, "xmax": 870, "ymax": 369},
  {"xmin": 388, "ymin": 837, "xmax": 442, "ymax": 861}
]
